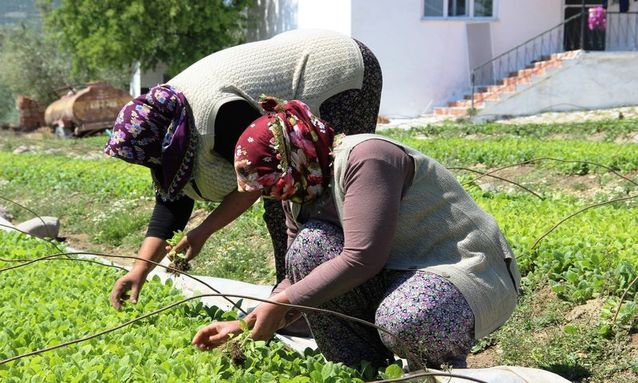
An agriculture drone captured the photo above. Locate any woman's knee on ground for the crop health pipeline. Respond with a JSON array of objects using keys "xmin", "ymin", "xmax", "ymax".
[{"xmin": 285, "ymin": 219, "xmax": 343, "ymax": 282}]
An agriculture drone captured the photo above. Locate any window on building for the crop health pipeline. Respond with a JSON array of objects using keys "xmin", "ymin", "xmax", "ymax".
[
  {"xmin": 474, "ymin": 0, "xmax": 493, "ymax": 17},
  {"xmin": 424, "ymin": 0, "xmax": 444, "ymax": 17},
  {"xmin": 448, "ymin": 0, "xmax": 468, "ymax": 17},
  {"xmin": 424, "ymin": 0, "xmax": 495, "ymax": 19},
  {"xmin": 565, "ymin": 0, "xmax": 601, "ymax": 4}
]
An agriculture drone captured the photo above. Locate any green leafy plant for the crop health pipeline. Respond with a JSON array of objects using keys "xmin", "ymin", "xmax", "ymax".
[
  {"xmin": 166, "ymin": 230, "xmax": 190, "ymax": 275},
  {"xmin": 379, "ymin": 364, "xmax": 404, "ymax": 380},
  {"xmin": 0, "ymin": 232, "xmax": 366, "ymax": 382}
]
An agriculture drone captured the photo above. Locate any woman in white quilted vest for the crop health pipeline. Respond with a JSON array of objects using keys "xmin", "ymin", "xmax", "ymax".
[
  {"xmin": 104, "ymin": 30, "xmax": 382, "ymax": 320},
  {"xmin": 192, "ymin": 97, "xmax": 521, "ymax": 370}
]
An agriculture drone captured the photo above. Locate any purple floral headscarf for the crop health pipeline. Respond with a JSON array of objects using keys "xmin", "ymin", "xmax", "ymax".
[{"xmin": 104, "ymin": 84, "xmax": 196, "ymax": 200}]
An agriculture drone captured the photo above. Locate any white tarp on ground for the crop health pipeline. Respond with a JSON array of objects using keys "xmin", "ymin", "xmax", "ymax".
[
  {"xmin": 426, "ymin": 366, "xmax": 571, "ymax": 382},
  {"xmin": 0, "ymin": 215, "xmax": 13, "ymax": 231}
]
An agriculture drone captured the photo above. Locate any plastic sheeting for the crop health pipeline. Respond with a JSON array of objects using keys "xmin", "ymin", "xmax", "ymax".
[{"xmin": 425, "ymin": 366, "xmax": 571, "ymax": 382}]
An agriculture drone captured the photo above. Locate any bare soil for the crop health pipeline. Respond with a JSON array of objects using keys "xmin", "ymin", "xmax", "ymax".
[
  {"xmin": 469, "ymin": 164, "xmax": 636, "ymax": 200},
  {"xmin": 63, "ymin": 233, "xmax": 138, "ymax": 267}
]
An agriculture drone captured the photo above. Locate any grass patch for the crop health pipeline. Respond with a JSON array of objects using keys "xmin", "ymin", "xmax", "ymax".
[
  {"xmin": 378, "ymin": 136, "xmax": 638, "ymax": 173},
  {"xmin": 480, "ymin": 283, "xmax": 638, "ymax": 382},
  {"xmin": 381, "ymin": 117, "xmax": 638, "ymax": 141}
]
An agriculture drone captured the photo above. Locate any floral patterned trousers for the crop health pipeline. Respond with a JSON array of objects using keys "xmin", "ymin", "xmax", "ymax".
[{"xmin": 286, "ymin": 220, "xmax": 476, "ymax": 370}]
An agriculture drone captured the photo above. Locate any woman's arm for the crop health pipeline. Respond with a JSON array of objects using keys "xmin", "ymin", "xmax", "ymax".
[
  {"xmin": 111, "ymin": 190, "xmax": 260, "ymax": 309},
  {"xmin": 169, "ymin": 189, "xmax": 261, "ymax": 260},
  {"xmin": 110, "ymin": 236, "xmax": 169, "ymax": 310},
  {"xmin": 110, "ymin": 195, "xmax": 194, "ymax": 310},
  {"xmin": 284, "ymin": 140, "xmax": 414, "ymax": 307}
]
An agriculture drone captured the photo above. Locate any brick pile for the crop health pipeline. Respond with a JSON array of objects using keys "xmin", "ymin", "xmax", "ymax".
[{"xmin": 16, "ymin": 95, "xmax": 45, "ymax": 131}]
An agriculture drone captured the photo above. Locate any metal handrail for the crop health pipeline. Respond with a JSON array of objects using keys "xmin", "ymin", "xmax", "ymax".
[
  {"xmin": 606, "ymin": 11, "xmax": 638, "ymax": 51},
  {"xmin": 473, "ymin": 13, "xmax": 583, "ymax": 78},
  {"xmin": 469, "ymin": 10, "xmax": 638, "ymax": 111},
  {"xmin": 470, "ymin": 12, "xmax": 584, "ymax": 110}
]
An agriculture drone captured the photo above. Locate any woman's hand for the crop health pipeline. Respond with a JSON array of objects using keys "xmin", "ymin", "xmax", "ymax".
[
  {"xmin": 166, "ymin": 227, "xmax": 207, "ymax": 262},
  {"xmin": 192, "ymin": 292, "xmax": 295, "ymax": 350},
  {"xmin": 248, "ymin": 292, "xmax": 293, "ymax": 341},
  {"xmin": 109, "ymin": 270, "xmax": 146, "ymax": 310},
  {"xmin": 192, "ymin": 320, "xmax": 243, "ymax": 350},
  {"xmin": 109, "ymin": 237, "xmax": 168, "ymax": 310}
]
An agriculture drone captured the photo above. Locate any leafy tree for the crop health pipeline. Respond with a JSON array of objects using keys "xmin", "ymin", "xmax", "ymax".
[
  {"xmin": 0, "ymin": 24, "xmax": 128, "ymax": 112},
  {"xmin": 43, "ymin": 0, "xmax": 253, "ymax": 77},
  {"xmin": 0, "ymin": 83, "xmax": 17, "ymax": 125},
  {"xmin": 0, "ymin": 25, "xmax": 76, "ymax": 105}
]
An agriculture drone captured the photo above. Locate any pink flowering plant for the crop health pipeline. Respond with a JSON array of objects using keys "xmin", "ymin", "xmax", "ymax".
[{"xmin": 588, "ymin": 6, "xmax": 607, "ymax": 31}]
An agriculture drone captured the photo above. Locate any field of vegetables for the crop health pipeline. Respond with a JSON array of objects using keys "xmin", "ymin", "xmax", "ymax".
[
  {"xmin": 0, "ymin": 233, "xmax": 380, "ymax": 382},
  {"xmin": 1, "ymin": 116, "xmax": 638, "ymax": 382}
]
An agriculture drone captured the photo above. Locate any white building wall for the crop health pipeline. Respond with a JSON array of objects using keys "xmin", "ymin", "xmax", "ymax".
[
  {"xmin": 130, "ymin": 63, "xmax": 168, "ymax": 97},
  {"xmin": 247, "ymin": 0, "xmax": 351, "ymax": 41},
  {"xmin": 297, "ymin": 0, "xmax": 351, "ymax": 35},
  {"xmin": 246, "ymin": 0, "xmax": 299, "ymax": 42},
  {"xmin": 350, "ymin": 0, "xmax": 567, "ymax": 117},
  {"xmin": 490, "ymin": 0, "xmax": 563, "ymax": 58},
  {"xmin": 351, "ymin": 0, "xmax": 469, "ymax": 118},
  {"xmin": 248, "ymin": 0, "xmax": 568, "ymax": 117}
]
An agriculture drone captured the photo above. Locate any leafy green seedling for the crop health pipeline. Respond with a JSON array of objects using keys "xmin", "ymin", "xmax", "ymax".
[
  {"xmin": 380, "ymin": 364, "xmax": 404, "ymax": 380},
  {"xmin": 222, "ymin": 320, "xmax": 251, "ymax": 366},
  {"xmin": 166, "ymin": 230, "xmax": 190, "ymax": 276}
]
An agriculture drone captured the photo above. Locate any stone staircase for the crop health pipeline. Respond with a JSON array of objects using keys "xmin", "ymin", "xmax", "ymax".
[{"xmin": 433, "ymin": 50, "xmax": 581, "ymax": 117}]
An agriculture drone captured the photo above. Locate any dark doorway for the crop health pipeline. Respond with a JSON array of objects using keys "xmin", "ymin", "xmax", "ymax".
[{"xmin": 564, "ymin": 1, "xmax": 606, "ymax": 51}]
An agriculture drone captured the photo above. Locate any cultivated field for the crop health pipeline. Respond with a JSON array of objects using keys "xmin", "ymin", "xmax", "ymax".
[{"xmin": 1, "ymin": 115, "xmax": 637, "ymax": 382}]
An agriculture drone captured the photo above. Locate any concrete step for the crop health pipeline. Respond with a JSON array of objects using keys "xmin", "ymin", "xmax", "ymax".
[
  {"xmin": 500, "ymin": 76, "xmax": 533, "ymax": 86},
  {"xmin": 551, "ymin": 50, "xmax": 579, "ymax": 60},
  {"xmin": 447, "ymin": 99, "xmax": 486, "ymax": 108},
  {"xmin": 433, "ymin": 106, "xmax": 470, "ymax": 117},
  {"xmin": 487, "ymin": 84, "xmax": 517, "ymax": 93},
  {"xmin": 441, "ymin": 50, "xmax": 579, "ymax": 118}
]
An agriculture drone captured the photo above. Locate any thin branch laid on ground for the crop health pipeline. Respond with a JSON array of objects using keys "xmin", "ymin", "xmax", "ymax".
[
  {"xmin": 462, "ymin": 157, "xmax": 638, "ymax": 189},
  {"xmin": 448, "ymin": 167, "xmax": 543, "ymax": 199},
  {"xmin": 0, "ymin": 294, "xmax": 209, "ymax": 366},
  {"xmin": 0, "ymin": 223, "xmax": 90, "ymax": 266},
  {"xmin": 0, "ymin": 220, "xmax": 64, "ymax": 253},
  {"xmin": 0, "ymin": 251, "xmax": 248, "ymax": 316},
  {"xmin": 531, "ymin": 194, "xmax": 638, "ymax": 250},
  {"xmin": 0, "ymin": 254, "xmax": 128, "ymax": 272},
  {"xmin": 0, "ymin": 252, "xmax": 424, "ymax": 370},
  {"xmin": 4, "ymin": 157, "xmax": 636, "ymax": 380},
  {"xmin": 613, "ymin": 274, "xmax": 638, "ymax": 326}
]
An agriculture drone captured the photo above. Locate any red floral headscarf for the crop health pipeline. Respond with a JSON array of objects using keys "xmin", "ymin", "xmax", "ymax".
[{"xmin": 234, "ymin": 97, "xmax": 335, "ymax": 203}]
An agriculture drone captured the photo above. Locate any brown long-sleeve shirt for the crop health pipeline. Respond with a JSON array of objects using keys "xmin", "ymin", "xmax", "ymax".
[{"xmin": 278, "ymin": 139, "xmax": 414, "ymax": 307}]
